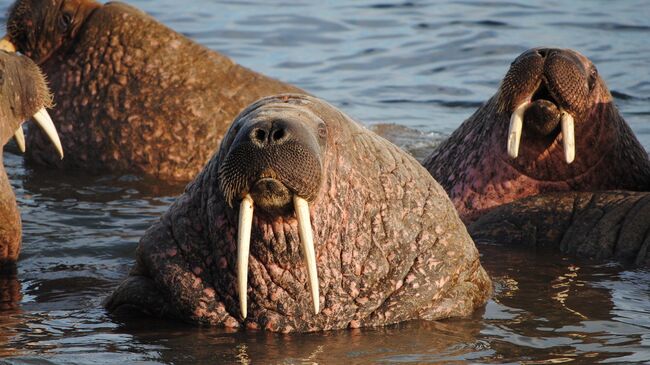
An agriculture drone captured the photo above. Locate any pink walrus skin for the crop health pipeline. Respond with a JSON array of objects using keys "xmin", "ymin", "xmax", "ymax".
[{"xmin": 105, "ymin": 94, "xmax": 491, "ymax": 332}]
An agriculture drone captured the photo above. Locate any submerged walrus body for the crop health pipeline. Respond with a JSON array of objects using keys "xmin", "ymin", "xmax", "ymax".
[
  {"xmin": 105, "ymin": 94, "xmax": 491, "ymax": 332},
  {"xmin": 424, "ymin": 48, "xmax": 650, "ymax": 222},
  {"xmin": 4, "ymin": 0, "xmax": 303, "ymax": 181}
]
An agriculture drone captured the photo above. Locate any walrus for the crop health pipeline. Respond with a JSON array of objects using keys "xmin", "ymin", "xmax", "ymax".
[
  {"xmin": 469, "ymin": 191, "xmax": 650, "ymax": 267},
  {"xmin": 105, "ymin": 94, "xmax": 491, "ymax": 333},
  {"xmin": 0, "ymin": 50, "xmax": 62, "ymax": 271},
  {"xmin": 423, "ymin": 47, "xmax": 650, "ymax": 222},
  {"xmin": 2, "ymin": 0, "xmax": 303, "ymax": 181}
]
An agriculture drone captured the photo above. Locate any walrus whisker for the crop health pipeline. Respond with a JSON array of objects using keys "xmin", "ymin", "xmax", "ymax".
[
  {"xmin": 13, "ymin": 126, "xmax": 25, "ymax": 153},
  {"xmin": 294, "ymin": 195, "xmax": 320, "ymax": 315},
  {"xmin": 32, "ymin": 108, "xmax": 63, "ymax": 159},
  {"xmin": 561, "ymin": 110, "xmax": 575, "ymax": 164},
  {"xmin": 507, "ymin": 102, "xmax": 529, "ymax": 159},
  {"xmin": 237, "ymin": 194, "xmax": 254, "ymax": 319}
]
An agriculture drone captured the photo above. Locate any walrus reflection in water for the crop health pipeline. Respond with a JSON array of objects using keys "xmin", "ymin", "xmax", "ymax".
[
  {"xmin": 0, "ymin": 50, "xmax": 63, "ymax": 308},
  {"xmin": 106, "ymin": 94, "xmax": 491, "ymax": 333},
  {"xmin": 2, "ymin": 0, "xmax": 303, "ymax": 181}
]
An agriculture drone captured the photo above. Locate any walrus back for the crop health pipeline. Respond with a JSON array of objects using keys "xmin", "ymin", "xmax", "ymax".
[{"xmin": 26, "ymin": 1, "xmax": 304, "ymax": 181}]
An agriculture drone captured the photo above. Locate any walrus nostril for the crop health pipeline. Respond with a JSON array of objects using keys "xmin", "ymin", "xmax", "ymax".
[
  {"xmin": 271, "ymin": 128, "xmax": 286, "ymax": 143},
  {"xmin": 248, "ymin": 125, "xmax": 289, "ymax": 146},
  {"xmin": 251, "ymin": 128, "xmax": 267, "ymax": 144},
  {"xmin": 536, "ymin": 48, "xmax": 558, "ymax": 59}
]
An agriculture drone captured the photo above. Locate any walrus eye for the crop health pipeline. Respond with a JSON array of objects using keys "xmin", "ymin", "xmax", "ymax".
[
  {"xmin": 317, "ymin": 124, "xmax": 327, "ymax": 140},
  {"xmin": 58, "ymin": 13, "xmax": 73, "ymax": 32},
  {"xmin": 588, "ymin": 66, "xmax": 598, "ymax": 91}
]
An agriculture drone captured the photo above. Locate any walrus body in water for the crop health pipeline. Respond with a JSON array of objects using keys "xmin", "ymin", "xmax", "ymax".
[
  {"xmin": 424, "ymin": 48, "xmax": 650, "ymax": 222},
  {"xmin": 424, "ymin": 48, "xmax": 650, "ymax": 265},
  {"xmin": 106, "ymin": 94, "xmax": 491, "ymax": 332}
]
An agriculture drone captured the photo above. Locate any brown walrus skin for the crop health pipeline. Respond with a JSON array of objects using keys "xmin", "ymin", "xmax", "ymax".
[
  {"xmin": 105, "ymin": 94, "xmax": 491, "ymax": 333},
  {"xmin": 423, "ymin": 48, "xmax": 650, "ymax": 223},
  {"xmin": 0, "ymin": 51, "xmax": 55, "ymax": 271},
  {"xmin": 5, "ymin": 0, "xmax": 303, "ymax": 181}
]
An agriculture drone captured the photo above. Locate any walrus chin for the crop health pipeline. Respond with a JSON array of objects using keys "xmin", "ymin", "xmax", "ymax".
[{"xmin": 236, "ymin": 192, "xmax": 319, "ymax": 319}]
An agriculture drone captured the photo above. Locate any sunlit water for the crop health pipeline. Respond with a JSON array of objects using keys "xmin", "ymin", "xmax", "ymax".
[{"xmin": 1, "ymin": 0, "xmax": 649, "ymax": 364}]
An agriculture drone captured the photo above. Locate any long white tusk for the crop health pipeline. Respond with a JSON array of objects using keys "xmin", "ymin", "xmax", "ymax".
[
  {"xmin": 13, "ymin": 126, "xmax": 25, "ymax": 153},
  {"xmin": 507, "ymin": 102, "xmax": 528, "ymax": 159},
  {"xmin": 293, "ymin": 196, "xmax": 320, "ymax": 314},
  {"xmin": 32, "ymin": 108, "xmax": 64, "ymax": 159},
  {"xmin": 0, "ymin": 36, "xmax": 16, "ymax": 52},
  {"xmin": 237, "ymin": 194, "xmax": 254, "ymax": 319},
  {"xmin": 561, "ymin": 111, "xmax": 575, "ymax": 164}
]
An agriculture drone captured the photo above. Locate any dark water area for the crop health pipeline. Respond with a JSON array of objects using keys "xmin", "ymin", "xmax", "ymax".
[{"xmin": 1, "ymin": 0, "xmax": 649, "ymax": 363}]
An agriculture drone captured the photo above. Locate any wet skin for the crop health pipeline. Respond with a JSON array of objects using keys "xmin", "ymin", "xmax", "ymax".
[
  {"xmin": 4, "ymin": 0, "xmax": 303, "ymax": 181},
  {"xmin": 105, "ymin": 94, "xmax": 492, "ymax": 333},
  {"xmin": 424, "ymin": 48, "xmax": 650, "ymax": 223},
  {"xmin": 470, "ymin": 191, "xmax": 650, "ymax": 267}
]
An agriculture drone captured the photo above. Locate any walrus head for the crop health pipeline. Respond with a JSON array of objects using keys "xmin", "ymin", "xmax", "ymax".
[
  {"xmin": 0, "ymin": 50, "xmax": 62, "ymax": 157},
  {"xmin": 497, "ymin": 47, "xmax": 610, "ymax": 179},
  {"xmin": 3, "ymin": 0, "xmax": 100, "ymax": 64},
  {"xmin": 217, "ymin": 98, "xmax": 327, "ymax": 317},
  {"xmin": 424, "ymin": 47, "xmax": 650, "ymax": 222}
]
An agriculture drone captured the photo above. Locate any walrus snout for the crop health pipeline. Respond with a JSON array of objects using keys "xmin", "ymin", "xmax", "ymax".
[
  {"xmin": 503, "ymin": 48, "xmax": 600, "ymax": 164},
  {"xmin": 218, "ymin": 109, "xmax": 325, "ymax": 210},
  {"xmin": 0, "ymin": 51, "xmax": 63, "ymax": 158}
]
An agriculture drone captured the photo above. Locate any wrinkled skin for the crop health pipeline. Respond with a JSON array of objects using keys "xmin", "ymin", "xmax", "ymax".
[
  {"xmin": 470, "ymin": 191, "xmax": 650, "ymax": 267},
  {"xmin": 423, "ymin": 48, "xmax": 650, "ymax": 222},
  {"xmin": 105, "ymin": 94, "xmax": 491, "ymax": 333},
  {"xmin": 5, "ymin": 0, "xmax": 303, "ymax": 181},
  {"xmin": 0, "ymin": 51, "xmax": 52, "ymax": 270}
]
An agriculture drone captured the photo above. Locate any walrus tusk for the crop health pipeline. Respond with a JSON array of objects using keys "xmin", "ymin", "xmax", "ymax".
[
  {"xmin": 561, "ymin": 111, "xmax": 575, "ymax": 164},
  {"xmin": 237, "ymin": 194, "xmax": 254, "ymax": 319},
  {"xmin": 293, "ymin": 196, "xmax": 320, "ymax": 314},
  {"xmin": 0, "ymin": 37, "xmax": 16, "ymax": 52},
  {"xmin": 13, "ymin": 127, "xmax": 25, "ymax": 153},
  {"xmin": 507, "ymin": 102, "xmax": 528, "ymax": 159},
  {"xmin": 33, "ymin": 108, "xmax": 64, "ymax": 159}
]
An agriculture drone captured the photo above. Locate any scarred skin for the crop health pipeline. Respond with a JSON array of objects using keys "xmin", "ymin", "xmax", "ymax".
[
  {"xmin": 0, "ymin": 51, "xmax": 52, "ymax": 269},
  {"xmin": 5, "ymin": 0, "xmax": 303, "ymax": 181},
  {"xmin": 469, "ymin": 191, "xmax": 650, "ymax": 267},
  {"xmin": 105, "ymin": 94, "xmax": 491, "ymax": 333},
  {"xmin": 423, "ymin": 48, "xmax": 650, "ymax": 222}
]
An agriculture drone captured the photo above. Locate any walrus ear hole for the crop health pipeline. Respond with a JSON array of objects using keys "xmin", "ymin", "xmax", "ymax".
[{"xmin": 58, "ymin": 13, "xmax": 73, "ymax": 32}]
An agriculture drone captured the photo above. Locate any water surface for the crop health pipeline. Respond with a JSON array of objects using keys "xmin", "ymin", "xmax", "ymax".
[{"xmin": 1, "ymin": 0, "xmax": 649, "ymax": 363}]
